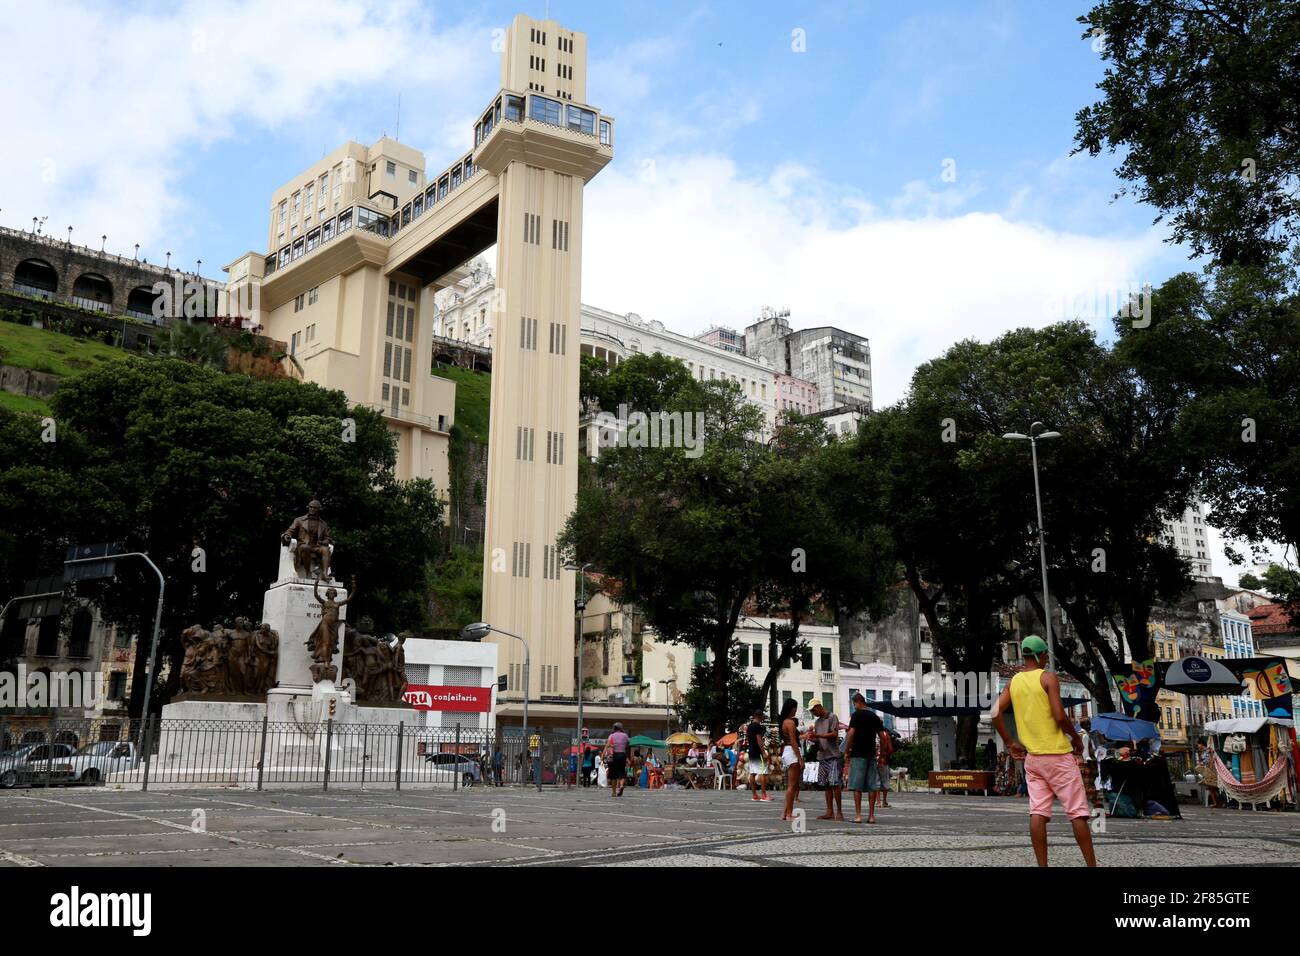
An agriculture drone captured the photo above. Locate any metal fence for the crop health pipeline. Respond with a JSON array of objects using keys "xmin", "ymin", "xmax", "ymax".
[{"xmin": 0, "ymin": 716, "xmax": 577, "ymax": 792}]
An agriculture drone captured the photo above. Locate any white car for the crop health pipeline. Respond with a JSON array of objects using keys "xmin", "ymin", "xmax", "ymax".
[
  {"xmin": 0, "ymin": 743, "xmax": 76, "ymax": 788},
  {"xmin": 67, "ymin": 741, "xmax": 140, "ymax": 785}
]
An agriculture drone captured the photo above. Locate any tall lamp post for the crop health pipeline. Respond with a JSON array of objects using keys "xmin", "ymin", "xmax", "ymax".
[
  {"xmin": 1002, "ymin": 422, "xmax": 1061, "ymax": 672},
  {"xmin": 563, "ymin": 561, "xmax": 594, "ymax": 768},
  {"xmin": 657, "ymin": 679, "xmax": 674, "ymax": 740},
  {"xmin": 461, "ymin": 621, "xmax": 538, "ymax": 791}
]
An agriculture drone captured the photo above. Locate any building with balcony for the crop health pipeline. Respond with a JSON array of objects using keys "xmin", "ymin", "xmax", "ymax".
[{"xmin": 224, "ymin": 12, "xmax": 614, "ymax": 708}]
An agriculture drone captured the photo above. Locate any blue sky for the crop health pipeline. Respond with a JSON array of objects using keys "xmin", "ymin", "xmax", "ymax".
[{"xmin": 5, "ymin": 0, "xmax": 1271, "ymax": 580}]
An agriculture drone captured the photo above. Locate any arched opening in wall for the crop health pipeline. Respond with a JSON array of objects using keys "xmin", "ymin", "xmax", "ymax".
[
  {"xmin": 71, "ymin": 273, "xmax": 113, "ymax": 312},
  {"xmin": 126, "ymin": 285, "xmax": 163, "ymax": 321},
  {"xmin": 433, "ymin": 350, "xmax": 457, "ymax": 366},
  {"xmin": 13, "ymin": 258, "xmax": 58, "ymax": 298}
]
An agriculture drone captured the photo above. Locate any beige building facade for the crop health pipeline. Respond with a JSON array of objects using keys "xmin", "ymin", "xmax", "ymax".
[{"xmin": 224, "ymin": 12, "xmax": 614, "ymax": 708}]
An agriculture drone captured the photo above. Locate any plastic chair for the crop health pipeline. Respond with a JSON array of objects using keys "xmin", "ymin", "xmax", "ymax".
[{"xmin": 715, "ymin": 772, "xmax": 734, "ymax": 790}]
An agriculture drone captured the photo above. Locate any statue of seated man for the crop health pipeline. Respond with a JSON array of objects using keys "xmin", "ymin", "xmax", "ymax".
[{"xmin": 282, "ymin": 499, "xmax": 333, "ymax": 580}]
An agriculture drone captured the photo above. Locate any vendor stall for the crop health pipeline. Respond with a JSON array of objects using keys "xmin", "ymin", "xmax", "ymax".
[
  {"xmin": 1203, "ymin": 716, "xmax": 1296, "ymax": 810},
  {"xmin": 1089, "ymin": 712, "xmax": 1181, "ymax": 819}
]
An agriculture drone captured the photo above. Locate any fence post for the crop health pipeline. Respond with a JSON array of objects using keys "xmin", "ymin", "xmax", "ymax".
[
  {"xmin": 361, "ymin": 727, "xmax": 369, "ymax": 789},
  {"xmin": 140, "ymin": 715, "xmax": 156, "ymax": 792},
  {"xmin": 322, "ymin": 718, "xmax": 333, "ymax": 792},
  {"xmin": 453, "ymin": 723, "xmax": 462, "ymax": 791},
  {"xmin": 395, "ymin": 721, "xmax": 404, "ymax": 791},
  {"xmin": 256, "ymin": 714, "xmax": 269, "ymax": 792}
]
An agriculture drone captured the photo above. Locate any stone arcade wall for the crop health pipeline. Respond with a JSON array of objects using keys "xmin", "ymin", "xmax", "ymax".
[{"xmin": 0, "ymin": 225, "xmax": 221, "ymax": 317}]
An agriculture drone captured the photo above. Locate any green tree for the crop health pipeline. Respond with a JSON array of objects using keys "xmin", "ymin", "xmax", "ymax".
[
  {"xmin": 1237, "ymin": 564, "xmax": 1300, "ymax": 601},
  {"xmin": 560, "ymin": 360, "xmax": 770, "ymax": 738},
  {"xmin": 3, "ymin": 357, "xmax": 443, "ymax": 715},
  {"xmin": 750, "ymin": 415, "xmax": 894, "ymax": 719},
  {"xmin": 857, "ymin": 323, "xmax": 1196, "ymax": 739},
  {"xmin": 1074, "ymin": 0, "xmax": 1300, "ymax": 265},
  {"xmin": 162, "ymin": 321, "xmax": 229, "ymax": 367},
  {"xmin": 1116, "ymin": 264, "xmax": 1300, "ymax": 609}
]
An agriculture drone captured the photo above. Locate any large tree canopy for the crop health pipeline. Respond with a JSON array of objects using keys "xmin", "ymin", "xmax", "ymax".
[
  {"xmin": 1074, "ymin": 0, "xmax": 1300, "ymax": 265},
  {"xmin": 0, "ymin": 357, "xmax": 443, "ymax": 715},
  {"xmin": 1117, "ymin": 263, "xmax": 1300, "ymax": 614},
  {"xmin": 857, "ymin": 322, "xmax": 1196, "ymax": 742}
]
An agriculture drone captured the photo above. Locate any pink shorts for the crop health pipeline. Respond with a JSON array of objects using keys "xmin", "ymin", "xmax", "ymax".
[{"xmin": 1024, "ymin": 752, "xmax": 1090, "ymax": 820}]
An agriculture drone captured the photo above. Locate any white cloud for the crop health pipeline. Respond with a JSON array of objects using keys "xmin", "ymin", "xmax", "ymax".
[
  {"xmin": 0, "ymin": 0, "xmax": 492, "ymax": 265},
  {"xmin": 582, "ymin": 152, "xmax": 1167, "ymax": 406}
]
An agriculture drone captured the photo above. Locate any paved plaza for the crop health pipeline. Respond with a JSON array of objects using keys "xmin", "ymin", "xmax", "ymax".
[{"xmin": 1, "ymin": 785, "xmax": 1296, "ymax": 867}]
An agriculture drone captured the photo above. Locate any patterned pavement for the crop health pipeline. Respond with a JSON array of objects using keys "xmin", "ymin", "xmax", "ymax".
[{"xmin": 1, "ymin": 784, "xmax": 1297, "ymax": 867}]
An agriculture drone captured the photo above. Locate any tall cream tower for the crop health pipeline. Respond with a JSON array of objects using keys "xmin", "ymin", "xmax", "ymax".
[
  {"xmin": 223, "ymin": 12, "xmax": 613, "ymax": 719},
  {"xmin": 477, "ymin": 14, "xmax": 611, "ymax": 706}
]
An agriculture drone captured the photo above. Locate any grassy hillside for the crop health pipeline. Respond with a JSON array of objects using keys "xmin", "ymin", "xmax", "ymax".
[
  {"xmin": 0, "ymin": 321, "xmax": 127, "ymax": 377},
  {"xmin": 0, "ymin": 391, "xmax": 52, "ymax": 416},
  {"xmin": 430, "ymin": 364, "xmax": 490, "ymax": 444}
]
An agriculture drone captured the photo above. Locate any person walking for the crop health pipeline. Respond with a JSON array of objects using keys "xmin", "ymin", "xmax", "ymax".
[
  {"xmin": 992, "ymin": 635, "xmax": 1097, "ymax": 867},
  {"xmin": 809, "ymin": 700, "xmax": 845, "ymax": 821},
  {"xmin": 876, "ymin": 730, "xmax": 895, "ymax": 808},
  {"xmin": 843, "ymin": 692, "xmax": 889, "ymax": 824},
  {"xmin": 779, "ymin": 698, "xmax": 803, "ymax": 821},
  {"xmin": 491, "ymin": 746, "xmax": 505, "ymax": 787},
  {"xmin": 745, "ymin": 711, "xmax": 771, "ymax": 802},
  {"xmin": 607, "ymin": 722, "xmax": 631, "ymax": 798},
  {"xmin": 580, "ymin": 744, "xmax": 596, "ymax": 787}
]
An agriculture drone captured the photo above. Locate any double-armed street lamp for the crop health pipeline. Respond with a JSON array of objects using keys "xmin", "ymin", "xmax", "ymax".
[
  {"xmin": 460, "ymin": 620, "xmax": 539, "ymax": 790},
  {"xmin": 1002, "ymin": 422, "xmax": 1061, "ymax": 673}
]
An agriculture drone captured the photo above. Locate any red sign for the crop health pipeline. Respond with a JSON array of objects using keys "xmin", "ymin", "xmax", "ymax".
[{"xmin": 404, "ymin": 684, "xmax": 492, "ymax": 713}]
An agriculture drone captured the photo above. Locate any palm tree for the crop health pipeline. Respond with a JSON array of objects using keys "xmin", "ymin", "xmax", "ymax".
[{"xmin": 163, "ymin": 321, "xmax": 228, "ymax": 368}]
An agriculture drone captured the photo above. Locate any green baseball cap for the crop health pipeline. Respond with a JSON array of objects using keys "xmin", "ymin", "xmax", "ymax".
[{"xmin": 1021, "ymin": 635, "xmax": 1049, "ymax": 655}]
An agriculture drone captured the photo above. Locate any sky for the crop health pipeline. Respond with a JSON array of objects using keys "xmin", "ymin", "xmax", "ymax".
[{"xmin": 0, "ymin": 0, "xmax": 1282, "ymax": 584}]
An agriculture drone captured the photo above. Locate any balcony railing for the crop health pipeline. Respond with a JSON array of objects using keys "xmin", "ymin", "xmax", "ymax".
[
  {"xmin": 12, "ymin": 282, "xmax": 56, "ymax": 300},
  {"xmin": 70, "ymin": 296, "xmax": 110, "ymax": 312}
]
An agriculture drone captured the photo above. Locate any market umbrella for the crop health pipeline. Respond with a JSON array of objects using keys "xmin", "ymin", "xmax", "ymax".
[
  {"xmin": 628, "ymin": 735, "xmax": 667, "ymax": 749},
  {"xmin": 665, "ymin": 732, "xmax": 705, "ymax": 746},
  {"xmin": 715, "ymin": 732, "xmax": 738, "ymax": 747},
  {"xmin": 1089, "ymin": 712, "xmax": 1160, "ymax": 743},
  {"xmin": 1161, "ymin": 656, "xmax": 1246, "ymax": 697}
]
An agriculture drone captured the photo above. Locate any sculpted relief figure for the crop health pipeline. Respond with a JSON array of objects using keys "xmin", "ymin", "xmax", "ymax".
[
  {"xmin": 306, "ymin": 577, "xmax": 355, "ymax": 684},
  {"xmin": 282, "ymin": 499, "xmax": 333, "ymax": 580},
  {"xmin": 179, "ymin": 619, "xmax": 279, "ymax": 697},
  {"xmin": 343, "ymin": 623, "xmax": 409, "ymax": 705}
]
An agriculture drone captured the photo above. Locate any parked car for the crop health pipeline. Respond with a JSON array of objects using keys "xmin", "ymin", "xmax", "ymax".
[
  {"xmin": 422, "ymin": 750, "xmax": 481, "ymax": 786},
  {"xmin": 67, "ymin": 741, "xmax": 141, "ymax": 785},
  {"xmin": 0, "ymin": 743, "xmax": 76, "ymax": 788}
]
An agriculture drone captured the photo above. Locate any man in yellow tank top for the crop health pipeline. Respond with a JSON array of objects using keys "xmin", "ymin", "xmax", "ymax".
[{"xmin": 992, "ymin": 635, "xmax": 1097, "ymax": 867}]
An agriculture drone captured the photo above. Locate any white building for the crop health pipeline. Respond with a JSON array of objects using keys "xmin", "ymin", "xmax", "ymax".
[
  {"xmin": 837, "ymin": 660, "xmax": 918, "ymax": 737},
  {"xmin": 431, "ymin": 257, "xmax": 782, "ymax": 430},
  {"xmin": 402, "ymin": 638, "xmax": 499, "ymax": 733},
  {"xmin": 1161, "ymin": 503, "xmax": 1213, "ymax": 579}
]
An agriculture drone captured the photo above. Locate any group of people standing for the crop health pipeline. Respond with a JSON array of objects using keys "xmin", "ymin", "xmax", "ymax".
[{"xmin": 740, "ymin": 693, "xmax": 895, "ymax": 824}]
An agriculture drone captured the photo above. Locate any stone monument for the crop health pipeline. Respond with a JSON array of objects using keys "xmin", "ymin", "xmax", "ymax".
[{"xmin": 263, "ymin": 500, "xmax": 352, "ymax": 724}]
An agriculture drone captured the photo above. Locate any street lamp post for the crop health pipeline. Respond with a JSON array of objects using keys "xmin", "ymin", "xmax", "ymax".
[
  {"xmin": 657, "ymin": 679, "xmax": 673, "ymax": 739},
  {"xmin": 461, "ymin": 621, "xmax": 537, "ymax": 791},
  {"xmin": 563, "ymin": 561, "xmax": 594, "ymax": 769},
  {"xmin": 1002, "ymin": 422, "xmax": 1061, "ymax": 672}
]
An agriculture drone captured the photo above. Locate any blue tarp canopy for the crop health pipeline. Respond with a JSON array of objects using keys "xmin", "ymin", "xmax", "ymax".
[{"xmin": 1088, "ymin": 712, "xmax": 1160, "ymax": 743}]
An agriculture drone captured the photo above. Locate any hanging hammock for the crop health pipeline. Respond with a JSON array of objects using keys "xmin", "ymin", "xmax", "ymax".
[{"xmin": 1212, "ymin": 751, "xmax": 1292, "ymax": 806}]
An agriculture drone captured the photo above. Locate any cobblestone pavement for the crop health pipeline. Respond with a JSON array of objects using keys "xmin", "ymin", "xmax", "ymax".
[{"xmin": 1, "ymin": 785, "xmax": 1296, "ymax": 867}]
